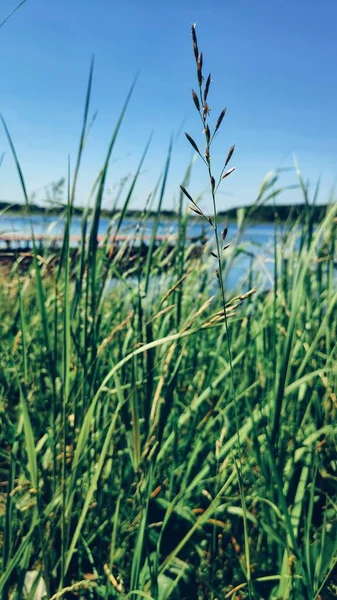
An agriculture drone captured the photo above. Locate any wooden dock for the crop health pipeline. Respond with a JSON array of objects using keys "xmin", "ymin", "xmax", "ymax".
[
  {"xmin": 0, "ymin": 232, "xmax": 204, "ymax": 250},
  {"xmin": 0, "ymin": 233, "xmax": 206, "ymax": 272}
]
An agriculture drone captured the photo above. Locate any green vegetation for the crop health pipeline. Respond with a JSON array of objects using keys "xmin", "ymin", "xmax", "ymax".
[{"xmin": 0, "ymin": 26, "xmax": 337, "ymax": 600}]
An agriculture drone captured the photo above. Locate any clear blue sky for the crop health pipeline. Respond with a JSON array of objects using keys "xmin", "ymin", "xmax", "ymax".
[{"xmin": 1, "ymin": 0, "xmax": 337, "ymax": 211}]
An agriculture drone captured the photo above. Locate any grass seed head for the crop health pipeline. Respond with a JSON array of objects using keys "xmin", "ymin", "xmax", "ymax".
[
  {"xmin": 203, "ymin": 102, "xmax": 210, "ymax": 120},
  {"xmin": 197, "ymin": 52, "xmax": 203, "ymax": 86},
  {"xmin": 190, "ymin": 204, "xmax": 203, "ymax": 216},
  {"xmin": 191, "ymin": 23, "xmax": 199, "ymax": 63},
  {"xmin": 180, "ymin": 184, "xmax": 194, "ymax": 203},
  {"xmin": 204, "ymin": 73, "xmax": 211, "ymax": 102},
  {"xmin": 185, "ymin": 132, "xmax": 201, "ymax": 156},
  {"xmin": 225, "ymin": 144, "xmax": 235, "ymax": 167},
  {"xmin": 205, "ymin": 124, "xmax": 211, "ymax": 144},
  {"xmin": 192, "ymin": 89, "xmax": 200, "ymax": 112},
  {"xmin": 215, "ymin": 107, "xmax": 227, "ymax": 132},
  {"xmin": 222, "ymin": 167, "xmax": 236, "ymax": 179}
]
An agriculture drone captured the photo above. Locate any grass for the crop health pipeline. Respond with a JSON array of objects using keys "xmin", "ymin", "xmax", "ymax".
[{"xmin": 0, "ymin": 25, "xmax": 337, "ymax": 600}]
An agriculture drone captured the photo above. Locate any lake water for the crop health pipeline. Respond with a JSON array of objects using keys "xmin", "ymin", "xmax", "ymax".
[
  {"xmin": 0, "ymin": 213, "xmax": 281, "ymax": 289},
  {"xmin": 0, "ymin": 213, "xmax": 279, "ymax": 244}
]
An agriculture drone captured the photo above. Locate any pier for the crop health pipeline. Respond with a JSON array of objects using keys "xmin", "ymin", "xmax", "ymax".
[
  {"xmin": 0, "ymin": 232, "xmax": 206, "ymax": 271},
  {"xmin": 0, "ymin": 232, "xmax": 205, "ymax": 250}
]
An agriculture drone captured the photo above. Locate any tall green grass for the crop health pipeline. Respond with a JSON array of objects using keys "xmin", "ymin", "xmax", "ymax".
[{"xmin": 0, "ymin": 28, "xmax": 337, "ymax": 600}]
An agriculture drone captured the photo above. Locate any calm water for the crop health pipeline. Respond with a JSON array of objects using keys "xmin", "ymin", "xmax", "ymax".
[
  {"xmin": 0, "ymin": 213, "xmax": 279, "ymax": 244},
  {"xmin": 0, "ymin": 213, "xmax": 281, "ymax": 289}
]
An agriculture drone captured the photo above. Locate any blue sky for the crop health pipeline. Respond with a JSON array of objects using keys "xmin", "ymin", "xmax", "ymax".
[{"xmin": 0, "ymin": 0, "xmax": 337, "ymax": 211}]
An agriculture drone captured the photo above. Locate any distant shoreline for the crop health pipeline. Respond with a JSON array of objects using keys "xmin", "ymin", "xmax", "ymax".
[{"xmin": 0, "ymin": 201, "xmax": 330, "ymax": 224}]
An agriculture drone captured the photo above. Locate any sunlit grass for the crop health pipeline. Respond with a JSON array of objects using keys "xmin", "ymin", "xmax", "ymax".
[{"xmin": 0, "ymin": 26, "xmax": 336, "ymax": 600}]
